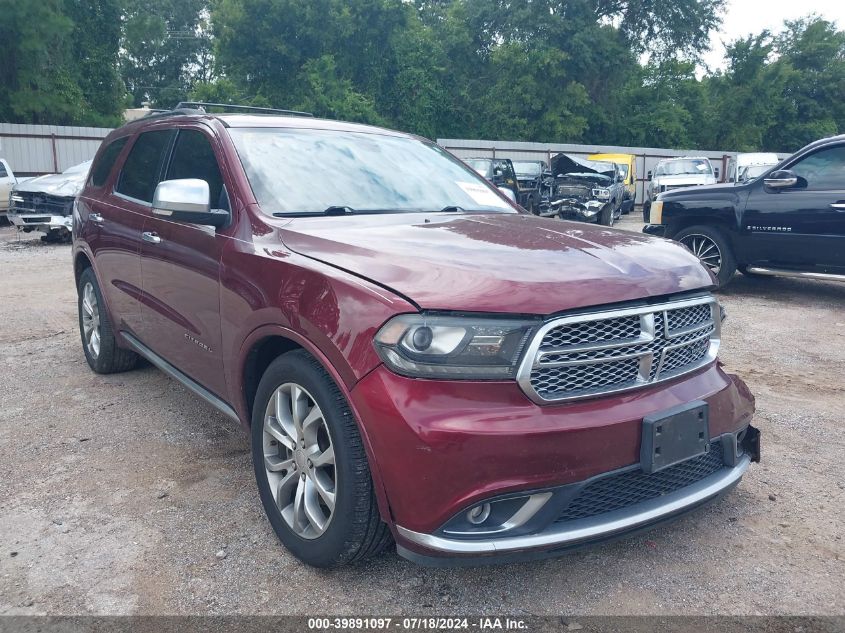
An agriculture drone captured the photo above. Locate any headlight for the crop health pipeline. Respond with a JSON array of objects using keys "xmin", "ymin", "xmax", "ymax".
[
  {"xmin": 649, "ymin": 200, "xmax": 664, "ymax": 224},
  {"xmin": 374, "ymin": 314, "xmax": 537, "ymax": 379},
  {"xmin": 592, "ymin": 188, "xmax": 610, "ymax": 200}
]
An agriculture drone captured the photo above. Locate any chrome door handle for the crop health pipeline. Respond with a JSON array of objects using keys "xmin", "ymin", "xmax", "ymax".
[
  {"xmin": 89, "ymin": 213, "xmax": 104, "ymax": 225},
  {"xmin": 830, "ymin": 203, "xmax": 845, "ymax": 211},
  {"xmin": 142, "ymin": 231, "xmax": 162, "ymax": 244}
]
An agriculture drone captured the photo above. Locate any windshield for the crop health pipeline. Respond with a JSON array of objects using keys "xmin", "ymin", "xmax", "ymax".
[
  {"xmin": 229, "ymin": 129, "xmax": 513, "ymax": 215},
  {"xmin": 655, "ymin": 159, "xmax": 712, "ymax": 177},
  {"xmin": 512, "ymin": 161, "xmax": 543, "ymax": 177},
  {"xmin": 464, "ymin": 159, "xmax": 492, "ymax": 176},
  {"xmin": 617, "ymin": 164, "xmax": 629, "ymax": 180}
]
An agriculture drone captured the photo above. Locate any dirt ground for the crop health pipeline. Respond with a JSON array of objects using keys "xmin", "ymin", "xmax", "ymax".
[{"xmin": 0, "ymin": 216, "xmax": 843, "ymax": 616}]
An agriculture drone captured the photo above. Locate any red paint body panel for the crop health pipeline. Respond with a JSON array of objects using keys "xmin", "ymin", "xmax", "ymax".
[
  {"xmin": 349, "ymin": 363, "xmax": 754, "ymax": 534},
  {"xmin": 279, "ymin": 213, "xmax": 715, "ymax": 314}
]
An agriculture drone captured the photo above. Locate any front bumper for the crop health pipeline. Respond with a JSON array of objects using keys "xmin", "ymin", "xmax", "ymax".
[
  {"xmin": 350, "ymin": 363, "xmax": 756, "ymax": 564},
  {"xmin": 554, "ymin": 202, "xmax": 603, "ymax": 222},
  {"xmin": 8, "ymin": 213, "xmax": 72, "ymax": 232}
]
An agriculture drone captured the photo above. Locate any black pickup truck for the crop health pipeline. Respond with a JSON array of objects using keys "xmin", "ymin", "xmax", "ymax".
[{"xmin": 644, "ymin": 134, "xmax": 845, "ymax": 287}]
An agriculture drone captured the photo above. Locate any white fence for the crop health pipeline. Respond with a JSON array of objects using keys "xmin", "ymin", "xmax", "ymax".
[
  {"xmin": 438, "ymin": 138, "xmax": 789, "ymax": 205},
  {"xmin": 0, "ymin": 123, "xmax": 112, "ymax": 176}
]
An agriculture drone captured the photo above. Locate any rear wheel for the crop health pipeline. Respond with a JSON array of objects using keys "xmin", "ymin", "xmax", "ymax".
[
  {"xmin": 77, "ymin": 267, "xmax": 139, "ymax": 373},
  {"xmin": 252, "ymin": 350, "xmax": 392, "ymax": 567},
  {"xmin": 675, "ymin": 225, "xmax": 736, "ymax": 287},
  {"xmin": 642, "ymin": 201, "xmax": 651, "ymax": 223}
]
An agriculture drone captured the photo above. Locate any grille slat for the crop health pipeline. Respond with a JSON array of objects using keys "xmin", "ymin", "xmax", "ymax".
[
  {"xmin": 555, "ymin": 440, "xmax": 726, "ymax": 523},
  {"xmin": 524, "ymin": 299, "xmax": 719, "ymax": 402}
]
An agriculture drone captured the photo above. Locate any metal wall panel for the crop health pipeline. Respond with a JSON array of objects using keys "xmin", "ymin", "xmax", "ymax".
[{"xmin": 0, "ymin": 123, "xmax": 112, "ymax": 176}]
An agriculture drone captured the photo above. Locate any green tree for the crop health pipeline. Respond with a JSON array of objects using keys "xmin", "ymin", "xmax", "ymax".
[
  {"xmin": 0, "ymin": 0, "xmax": 83, "ymax": 124},
  {"xmin": 120, "ymin": 0, "xmax": 210, "ymax": 108}
]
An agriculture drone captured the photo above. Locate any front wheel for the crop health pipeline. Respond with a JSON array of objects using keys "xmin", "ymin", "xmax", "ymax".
[
  {"xmin": 599, "ymin": 204, "xmax": 615, "ymax": 226},
  {"xmin": 675, "ymin": 225, "xmax": 737, "ymax": 287},
  {"xmin": 252, "ymin": 350, "xmax": 392, "ymax": 567}
]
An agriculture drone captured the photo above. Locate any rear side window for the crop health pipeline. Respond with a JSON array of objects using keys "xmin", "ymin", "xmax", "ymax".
[
  {"xmin": 165, "ymin": 130, "xmax": 226, "ymax": 208},
  {"xmin": 91, "ymin": 137, "xmax": 128, "ymax": 187},
  {"xmin": 116, "ymin": 130, "xmax": 172, "ymax": 202},
  {"xmin": 0, "ymin": 163, "xmax": 7, "ymax": 178}
]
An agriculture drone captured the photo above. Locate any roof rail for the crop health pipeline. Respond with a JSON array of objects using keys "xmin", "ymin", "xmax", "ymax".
[{"xmin": 174, "ymin": 101, "xmax": 314, "ymax": 118}]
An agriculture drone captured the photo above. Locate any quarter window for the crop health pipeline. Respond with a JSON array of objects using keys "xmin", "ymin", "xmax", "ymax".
[
  {"xmin": 116, "ymin": 130, "xmax": 172, "ymax": 202},
  {"xmin": 165, "ymin": 130, "xmax": 226, "ymax": 209},
  {"xmin": 91, "ymin": 137, "xmax": 128, "ymax": 187},
  {"xmin": 789, "ymin": 145, "xmax": 845, "ymax": 191}
]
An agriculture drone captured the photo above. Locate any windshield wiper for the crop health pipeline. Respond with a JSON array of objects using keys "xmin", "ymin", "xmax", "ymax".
[{"xmin": 274, "ymin": 206, "xmax": 356, "ymax": 218}]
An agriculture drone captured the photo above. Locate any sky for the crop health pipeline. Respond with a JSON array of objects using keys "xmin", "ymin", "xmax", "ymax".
[{"xmin": 702, "ymin": 0, "xmax": 845, "ymax": 71}]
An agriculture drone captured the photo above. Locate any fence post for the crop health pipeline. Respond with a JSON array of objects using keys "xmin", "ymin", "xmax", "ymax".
[{"xmin": 50, "ymin": 134, "xmax": 58, "ymax": 173}]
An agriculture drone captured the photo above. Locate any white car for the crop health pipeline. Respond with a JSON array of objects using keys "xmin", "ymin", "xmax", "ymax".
[
  {"xmin": 0, "ymin": 159, "xmax": 18, "ymax": 221},
  {"xmin": 8, "ymin": 160, "xmax": 92, "ymax": 242},
  {"xmin": 644, "ymin": 157, "xmax": 717, "ymax": 219}
]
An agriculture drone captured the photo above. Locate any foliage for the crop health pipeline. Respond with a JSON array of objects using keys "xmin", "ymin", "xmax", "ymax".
[{"xmin": 0, "ymin": 0, "xmax": 843, "ymax": 156}]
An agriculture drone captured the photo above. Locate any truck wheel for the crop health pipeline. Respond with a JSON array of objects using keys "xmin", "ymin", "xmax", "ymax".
[
  {"xmin": 599, "ymin": 204, "xmax": 615, "ymax": 226},
  {"xmin": 77, "ymin": 267, "xmax": 139, "ymax": 373},
  {"xmin": 527, "ymin": 196, "xmax": 537, "ymax": 215},
  {"xmin": 642, "ymin": 201, "xmax": 651, "ymax": 223},
  {"xmin": 675, "ymin": 225, "xmax": 736, "ymax": 287},
  {"xmin": 252, "ymin": 350, "xmax": 392, "ymax": 567}
]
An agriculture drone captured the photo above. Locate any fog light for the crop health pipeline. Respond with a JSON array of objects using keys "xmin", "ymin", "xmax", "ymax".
[{"xmin": 467, "ymin": 503, "xmax": 491, "ymax": 525}]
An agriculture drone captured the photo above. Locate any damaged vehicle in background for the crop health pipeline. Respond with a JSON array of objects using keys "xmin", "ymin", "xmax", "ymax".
[
  {"xmin": 548, "ymin": 154, "xmax": 624, "ymax": 226},
  {"xmin": 8, "ymin": 160, "xmax": 92, "ymax": 243},
  {"xmin": 512, "ymin": 159, "xmax": 553, "ymax": 214}
]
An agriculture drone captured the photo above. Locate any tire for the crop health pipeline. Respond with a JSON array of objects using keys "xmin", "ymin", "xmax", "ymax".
[
  {"xmin": 77, "ymin": 267, "xmax": 139, "ymax": 374},
  {"xmin": 642, "ymin": 201, "xmax": 651, "ymax": 223},
  {"xmin": 527, "ymin": 196, "xmax": 537, "ymax": 215},
  {"xmin": 599, "ymin": 203, "xmax": 615, "ymax": 226},
  {"xmin": 675, "ymin": 225, "xmax": 737, "ymax": 287},
  {"xmin": 252, "ymin": 350, "xmax": 392, "ymax": 567}
]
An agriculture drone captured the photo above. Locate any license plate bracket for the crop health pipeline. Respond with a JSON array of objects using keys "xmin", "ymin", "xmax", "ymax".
[{"xmin": 640, "ymin": 401, "xmax": 709, "ymax": 474}]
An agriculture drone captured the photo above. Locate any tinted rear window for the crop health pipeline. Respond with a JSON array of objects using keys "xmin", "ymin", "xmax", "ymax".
[
  {"xmin": 91, "ymin": 137, "xmax": 128, "ymax": 187},
  {"xmin": 116, "ymin": 130, "xmax": 172, "ymax": 202}
]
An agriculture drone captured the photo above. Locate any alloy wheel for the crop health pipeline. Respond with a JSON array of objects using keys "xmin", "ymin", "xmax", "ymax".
[
  {"xmin": 680, "ymin": 233, "xmax": 722, "ymax": 275},
  {"xmin": 262, "ymin": 382, "xmax": 337, "ymax": 539},
  {"xmin": 81, "ymin": 282, "xmax": 101, "ymax": 359}
]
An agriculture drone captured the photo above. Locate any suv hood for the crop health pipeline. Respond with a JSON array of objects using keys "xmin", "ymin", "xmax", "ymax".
[{"xmin": 279, "ymin": 213, "xmax": 712, "ymax": 314}]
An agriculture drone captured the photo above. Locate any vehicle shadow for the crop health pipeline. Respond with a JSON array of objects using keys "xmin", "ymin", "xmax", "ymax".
[{"xmin": 718, "ymin": 272, "xmax": 845, "ymax": 304}]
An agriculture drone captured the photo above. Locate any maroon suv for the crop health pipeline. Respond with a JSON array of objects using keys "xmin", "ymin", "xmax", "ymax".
[{"xmin": 72, "ymin": 107, "xmax": 759, "ymax": 567}]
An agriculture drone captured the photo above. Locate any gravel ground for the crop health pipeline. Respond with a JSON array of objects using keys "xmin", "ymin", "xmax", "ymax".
[{"xmin": 0, "ymin": 217, "xmax": 843, "ymax": 616}]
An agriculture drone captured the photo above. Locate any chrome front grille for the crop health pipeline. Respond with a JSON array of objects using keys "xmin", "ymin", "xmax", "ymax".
[{"xmin": 517, "ymin": 296, "xmax": 720, "ymax": 403}]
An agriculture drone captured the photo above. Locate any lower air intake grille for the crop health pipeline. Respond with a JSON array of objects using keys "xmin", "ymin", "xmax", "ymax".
[{"xmin": 555, "ymin": 440, "xmax": 726, "ymax": 523}]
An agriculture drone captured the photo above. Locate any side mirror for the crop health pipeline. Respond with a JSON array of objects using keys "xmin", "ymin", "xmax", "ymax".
[
  {"xmin": 498, "ymin": 186, "xmax": 517, "ymax": 203},
  {"xmin": 152, "ymin": 179, "xmax": 228, "ymax": 227},
  {"xmin": 647, "ymin": 171, "xmax": 653, "ymax": 181},
  {"xmin": 714, "ymin": 168, "xmax": 720, "ymax": 180},
  {"xmin": 763, "ymin": 170, "xmax": 799, "ymax": 190}
]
